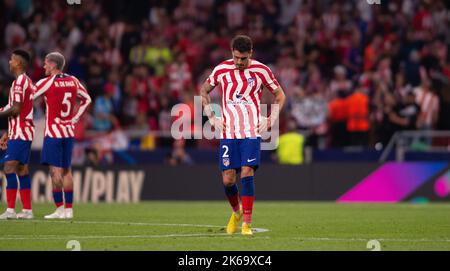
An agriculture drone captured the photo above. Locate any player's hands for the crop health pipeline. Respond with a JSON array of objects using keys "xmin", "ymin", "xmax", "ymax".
[
  {"xmin": 209, "ymin": 116, "xmax": 224, "ymax": 131},
  {"xmin": 204, "ymin": 104, "xmax": 224, "ymax": 131},
  {"xmin": 0, "ymin": 134, "xmax": 8, "ymax": 150},
  {"xmin": 259, "ymin": 107, "xmax": 280, "ymax": 133},
  {"xmin": 258, "ymin": 117, "xmax": 270, "ymax": 133},
  {"xmin": 0, "ymin": 142, "xmax": 7, "ymax": 150}
]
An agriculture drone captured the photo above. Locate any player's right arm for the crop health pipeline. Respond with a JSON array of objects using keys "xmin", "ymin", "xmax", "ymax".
[
  {"xmin": 0, "ymin": 75, "xmax": 25, "ymax": 118},
  {"xmin": 201, "ymin": 69, "xmax": 223, "ymax": 130},
  {"xmin": 0, "ymin": 102, "xmax": 22, "ymax": 118},
  {"xmin": 200, "ymin": 81, "xmax": 215, "ymax": 117}
]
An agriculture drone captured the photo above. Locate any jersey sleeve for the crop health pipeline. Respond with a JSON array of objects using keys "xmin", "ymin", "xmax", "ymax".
[
  {"xmin": 206, "ymin": 65, "xmax": 221, "ymax": 87},
  {"xmin": 12, "ymin": 74, "xmax": 25, "ymax": 103},
  {"xmin": 258, "ymin": 64, "xmax": 280, "ymax": 93}
]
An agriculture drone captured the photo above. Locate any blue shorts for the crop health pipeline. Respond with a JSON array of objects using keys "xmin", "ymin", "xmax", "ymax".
[
  {"xmin": 41, "ymin": 137, "xmax": 74, "ymax": 168},
  {"xmin": 4, "ymin": 139, "xmax": 32, "ymax": 165},
  {"xmin": 219, "ymin": 138, "xmax": 261, "ymax": 171}
]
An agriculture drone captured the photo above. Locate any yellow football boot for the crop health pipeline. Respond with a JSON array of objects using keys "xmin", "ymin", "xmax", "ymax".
[
  {"xmin": 241, "ymin": 222, "xmax": 253, "ymax": 236},
  {"xmin": 226, "ymin": 210, "xmax": 242, "ymax": 234}
]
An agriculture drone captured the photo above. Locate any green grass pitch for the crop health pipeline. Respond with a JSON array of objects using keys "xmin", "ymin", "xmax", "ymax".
[{"xmin": 1, "ymin": 201, "xmax": 450, "ymax": 251}]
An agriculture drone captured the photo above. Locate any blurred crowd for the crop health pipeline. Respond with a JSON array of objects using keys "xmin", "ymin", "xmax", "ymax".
[{"xmin": 1, "ymin": 0, "xmax": 450, "ymax": 160}]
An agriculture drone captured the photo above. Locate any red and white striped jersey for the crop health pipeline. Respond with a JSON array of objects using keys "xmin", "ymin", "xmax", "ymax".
[
  {"xmin": 0, "ymin": 73, "xmax": 35, "ymax": 141},
  {"xmin": 207, "ymin": 59, "xmax": 280, "ymax": 139},
  {"xmin": 33, "ymin": 73, "xmax": 92, "ymax": 138}
]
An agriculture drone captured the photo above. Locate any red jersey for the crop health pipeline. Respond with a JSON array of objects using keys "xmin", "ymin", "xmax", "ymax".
[
  {"xmin": 0, "ymin": 73, "xmax": 35, "ymax": 141},
  {"xmin": 207, "ymin": 59, "xmax": 280, "ymax": 139},
  {"xmin": 33, "ymin": 73, "xmax": 92, "ymax": 138}
]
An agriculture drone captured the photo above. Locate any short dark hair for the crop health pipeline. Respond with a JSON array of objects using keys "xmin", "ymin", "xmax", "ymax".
[
  {"xmin": 12, "ymin": 49, "xmax": 31, "ymax": 68},
  {"xmin": 45, "ymin": 52, "xmax": 66, "ymax": 71},
  {"xmin": 231, "ymin": 35, "xmax": 253, "ymax": 53}
]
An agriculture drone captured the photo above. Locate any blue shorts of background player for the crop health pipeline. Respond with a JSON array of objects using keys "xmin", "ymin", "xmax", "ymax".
[
  {"xmin": 3, "ymin": 139, "xmax": 32, "ymax": 165},
  {"xmin": 219, "ymin": 137, "xmax": 261, "ymax": 172},
  {"xmin": 41, "ymin": 137, "xmax": 74, "ymax": 169}
]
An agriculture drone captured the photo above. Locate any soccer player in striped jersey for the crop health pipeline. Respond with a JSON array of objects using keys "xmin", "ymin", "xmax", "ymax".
[
  {"xmin": 0, "ymin": 50, "xmax": 35, "ymax": 220},
  {"xmin": 200, "ymin": 35, "xmax": 286, "ymax": 235},
  {"xmin": 33, "ymin": 52, "xmax": 92, "ymax": 219}
]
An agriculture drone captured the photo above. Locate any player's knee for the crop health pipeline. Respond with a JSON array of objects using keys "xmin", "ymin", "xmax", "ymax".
[
  {"xmin": 240, "ymin": 166, "xmax": 254, "ymax": 178},
  {"xmin": 63, "ymin": 169, "xmax": 72, "ymax": 178},
  {"xmin": 50, "ymin": 169, "xmax": 63, "ymax": 184},
  {"xmin": 222, "ymin": 170, "xmax": 237, "ymax": 186},
  {"xmin": 17, "ymin": 165, "xmax": 29, "ymax": 176},
  {"xmin": 223, "ymin": 178, "xmax": 236, "ymax": 186},
  {"xmin": 3, "ymin": 162, "xmax": 18, "ymax": 174}
]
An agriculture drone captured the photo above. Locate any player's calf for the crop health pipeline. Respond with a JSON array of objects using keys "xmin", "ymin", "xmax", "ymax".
[
  {"xmin": 3, "ymin": 169, "xmax": 19, "ymax": 216},
  {"xmin": 49, "ymin": 167, "xmax": 65, "ymax": 209},
  {"xmin": 18, "ymin": 166, "xmax": 33, "ymax": 215},
  {"xmin": 240, "ymin": 173, "xmax": 255, "ymax": 232}
]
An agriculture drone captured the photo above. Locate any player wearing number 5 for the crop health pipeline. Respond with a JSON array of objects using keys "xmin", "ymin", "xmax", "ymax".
[{"xmin": 33, "ymin": 52, "xmax": 91, "ymax": 219}]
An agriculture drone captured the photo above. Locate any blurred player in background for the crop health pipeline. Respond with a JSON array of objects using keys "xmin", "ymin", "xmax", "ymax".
[
  {"xmin": 33, "ymin": 52, "xmax": 91, "ymax": 219},
  {"xmin": 0, "ymin": 50, "xmax": 35, "ymax": 220},
  {"xmin": 200, "ymin": 35, "xmax": 286, "ymax": 235}
]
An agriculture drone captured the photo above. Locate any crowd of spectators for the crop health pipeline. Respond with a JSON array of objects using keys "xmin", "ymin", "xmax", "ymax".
[{"xmin": 1, "ymin": 0, "xmax": 450, "ymax": 157}]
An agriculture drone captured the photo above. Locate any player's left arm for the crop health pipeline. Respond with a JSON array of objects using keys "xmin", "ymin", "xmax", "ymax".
[
  {"xmin": 269, "ymin": 86, "xmax": 286, "ymax": 124},
  {"xmin": 72, "ymin": 77, "xmax": 92, "ymax": 124},
  {"xmin": 259, "ymin": 66, "xmax": 286, "ymax": 131},
  {"xmin": 32, "ymin": 76, "xmax": 55, "ymax": 100}
]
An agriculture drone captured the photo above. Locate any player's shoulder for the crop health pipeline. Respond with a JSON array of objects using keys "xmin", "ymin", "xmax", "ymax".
[
  {"xmin": 35, "ymin": 75, "xmax": 54, "ymax": 86},
  {"xmin": 67, "ymin": 74, "xmax": 86, "ymax": 86},
  {"xmin": 35, "ymin": 76, "xmax": 49, "ymax": 85},
  {"xmin": 14, "ymin": 73, "xmax": 29, "ymax": 85},
  {"xmin": 249, "ymin": 60, "xmax": 275, "ymax": 76},
  {"xmin": 213, "ymin": 59, "xmax": 235, "ymax": 70},
  {"xmin": 55, "ymin": 73, "xmax": 75, "ymax": 80},
  {"xmin": 67, "ymin": 74, "xmax": 80, "ymax": 82},
  {"xmin": 22, "ymin": 74, "xmax": 35, "ymax": 89},
  {"xmin": 249, "ymin": 59, "xmax": 271, "ymax": 70},
  {"xmin": 55, "ymin": 73, "xmax": 82, "ymax": 87}
]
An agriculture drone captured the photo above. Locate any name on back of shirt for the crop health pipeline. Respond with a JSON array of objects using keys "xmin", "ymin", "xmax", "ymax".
[{"xmin": 54, "ymin": 81, "xmax": 75, "ymax": 87}]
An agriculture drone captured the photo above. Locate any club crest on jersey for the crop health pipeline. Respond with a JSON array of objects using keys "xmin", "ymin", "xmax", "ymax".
[
  {"xmin": 247, "ymin": 78, "xmax": 255, "ymax": 87},
  {"xmin": 223, "ymin": 158, "xmax": 230, "ymax": 167}
]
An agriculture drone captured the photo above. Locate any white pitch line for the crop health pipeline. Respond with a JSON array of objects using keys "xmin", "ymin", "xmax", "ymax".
[
  {"xmin": 294, "ymin": 237, "xmax": 450, "ymax": 243},
  {"xmin": 5, "ymin": 219, "xmax": 269, "ymax": 232},
  {"xmin": 12, "ymin": 219, "xmax": 227, "ymax": 228},
  {"xmin": 0, "ymin": 233, "xmax": 232, "ymax": 240},
  {"xmin": 0, "ymin": 219, "xmax": 269, "ymax": 240},
  {"xmin": 2, "ymin": 235, "xmax": 449, "ymax": 243}
]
